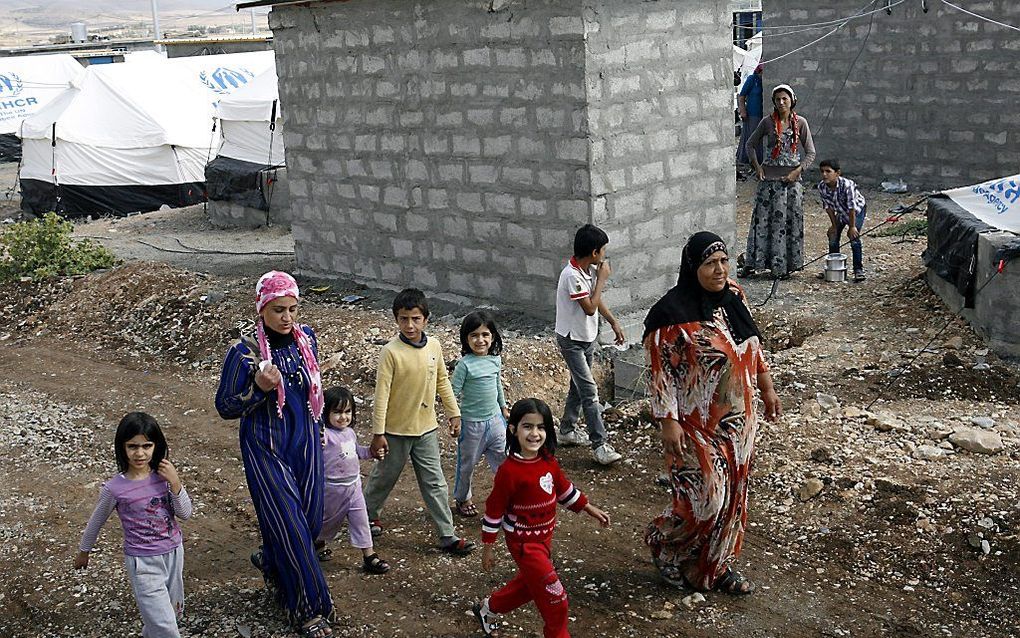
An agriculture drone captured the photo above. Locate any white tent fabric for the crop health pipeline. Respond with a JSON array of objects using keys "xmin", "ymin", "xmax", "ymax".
[
  {"xmin": 214, "ymin": 67, "xmax": 284, "ymax": 165},
  {"xmin": 19, "ymin": 60, "xmax": 217, "ymax": 186},
  {"xmin": 0, "ymin": 53, "xmax": 83, "ymax": 135},
  {"xmin": 944, "ymin": 174, "xmax": 1020, "ymax": 234},
  {"xmin": 168, "ymin": 51, "xmax": 275, "ymax": 102}
]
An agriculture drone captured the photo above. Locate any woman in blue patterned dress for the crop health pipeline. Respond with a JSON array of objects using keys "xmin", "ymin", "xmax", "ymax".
[{"xmin": 215, "ymin": 271, "xmax": 334, "ymax": 638}]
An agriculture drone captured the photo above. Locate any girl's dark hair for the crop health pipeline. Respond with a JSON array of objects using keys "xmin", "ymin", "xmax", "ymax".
[
  {"xmin": 819, "ymin": 158, "xmax": 841, "ymax": 172},
  {"xmin": 114, "ymin": 412, "xmax": 168, "ymax": 473},
  {"xmin": 324, "ymin": 386, "xmax": 356, "ymax": 425},
  {"xmin": 459, "ymin": 310, "xmax": 503, "ymax": 356},
  {"xmin": 506, "ymin": 398, "xmax": 557, "ymax": 457}
]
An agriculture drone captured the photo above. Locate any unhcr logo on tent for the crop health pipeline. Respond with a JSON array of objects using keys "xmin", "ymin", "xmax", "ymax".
[
  {"xmin": 200, "ymin": 67, "xmax": 255, "ymax": 95},
  {"xmin": 0, "ymin": 72, "xmax": 25, "ymax": 97}
]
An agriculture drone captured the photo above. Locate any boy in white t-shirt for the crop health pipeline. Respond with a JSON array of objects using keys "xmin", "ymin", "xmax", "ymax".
[{"xmin": 554, "ymin": 224, "xmax": 625, "ymax": 466}]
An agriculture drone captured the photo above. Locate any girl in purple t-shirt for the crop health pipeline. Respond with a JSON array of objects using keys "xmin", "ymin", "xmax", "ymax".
[
  {"xmin": 74, "ymin": 412, "xmax": 193, "ymax": 638},
  {"xmin": 315, "ymin": 387, "xmax": 390, "ymax": 574}
]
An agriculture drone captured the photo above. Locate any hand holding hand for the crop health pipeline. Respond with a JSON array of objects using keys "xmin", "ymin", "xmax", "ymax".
[
  {"xmin": 482, "ymin": 544, "xmax": 496, "ymax": 571},
  {"xmin": 371, "ymin": 434, "xmax": 389, "ymax": 459},
  {"xmin": 73, "ymin": 551, "xmax": 89, "ymax": 570},
  {"xmin": 584, "ymin": 503, "xmax": 611, "ymax": 528},
  {"xmin": 661, "ymin": 418, "xmax": 687, "ymax": 458},
  {"xmin": 448, "ymin": 416, "xmax": 462, "ymax": 438},
  {"xmin": 157, "ymin": 459, "xmax": 182, "ymax": 494},
  {"xmin": 255, "ymin": 362, "xmax": 282, "ymax": 392}
]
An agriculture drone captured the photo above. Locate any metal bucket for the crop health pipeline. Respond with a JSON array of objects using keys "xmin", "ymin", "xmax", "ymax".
[{"xmin": 824, "ymin": 253, "xmax": 847, "ymax": 282}]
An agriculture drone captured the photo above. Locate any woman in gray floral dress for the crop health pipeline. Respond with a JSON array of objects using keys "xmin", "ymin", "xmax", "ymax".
[{"xmin": 740, "ymin": 84, "xmax": 816, "ymax": 279}]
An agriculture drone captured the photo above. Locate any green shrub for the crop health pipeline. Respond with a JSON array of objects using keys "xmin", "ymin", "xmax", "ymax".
[
  {"xmin": 874, "ymin": 218, "xmax": 927, "ymax": 238},
  {"xmin": 0, "ymin": 212, "xmax": 118, "ymax": 281}
]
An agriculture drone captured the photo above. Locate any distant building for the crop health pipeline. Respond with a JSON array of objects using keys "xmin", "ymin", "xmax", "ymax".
[{"xmin": 157, "ymin": 35, "xmax": 273, "ymax": 59}]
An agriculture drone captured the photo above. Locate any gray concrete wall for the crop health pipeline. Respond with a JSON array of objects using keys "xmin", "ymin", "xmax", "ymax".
[
  {"xmin": 927, "ymin": 228, "xmax": 1020, "ymax": 360},
  {"xmin": 765, "ymin": 1, "xmax": 1020, "ymax": 190},
  {"xmin": 270, "ymin": 0, "xmax": 734, "ymax": 337}
]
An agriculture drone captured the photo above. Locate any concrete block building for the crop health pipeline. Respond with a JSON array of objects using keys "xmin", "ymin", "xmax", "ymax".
[
  {"xmin": 765, "ymin": 1, "xmax": 1020, "ymax": 189},
  {"xmin": 251, "ymin": 0, "xmax": 736, "ymax": 336}
]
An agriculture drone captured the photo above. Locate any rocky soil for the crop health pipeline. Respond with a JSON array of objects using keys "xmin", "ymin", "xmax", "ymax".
[{"xmin": 0, "ymin": 178, "xmax": 1017, "ymax": 638}]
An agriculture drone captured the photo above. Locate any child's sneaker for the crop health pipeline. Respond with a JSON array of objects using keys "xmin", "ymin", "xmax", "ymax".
[
  {"xmin": 472, "ymin": 598, "xmax": 500, "ymax": 637},
  {"xmin": 853, "ymin": 269, "xmax": 867, "ymax": 282},
  {"xmin": 369, "ymin": 519, "xmax": 383, "ymax": 537},
  {"xmin": 593, "ymin": 443, "xmax": 623, "ymax": 466},
  {"xmin": 558, "ymin": 428, "xmax": 589, "ymax": 447}
]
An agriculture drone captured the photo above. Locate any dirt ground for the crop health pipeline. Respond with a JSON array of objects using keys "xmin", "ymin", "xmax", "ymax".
[{"xmin": 0, "ymin": 168, "xmax": 1018, "ymax": 638}]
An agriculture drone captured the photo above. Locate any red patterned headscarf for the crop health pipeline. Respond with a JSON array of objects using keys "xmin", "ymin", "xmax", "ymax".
[{"xmin": 254, "ymin": 271, "xmax": 324, "ymax": 422}]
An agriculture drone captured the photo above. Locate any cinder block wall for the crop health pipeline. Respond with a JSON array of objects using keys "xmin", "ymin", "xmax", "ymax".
[
  {"xmin": 270, "ymin": 0, "xmax": 734, "ymax": 334},
  {"xmin": 765, "ymin": 1, "xmax": 1020, "ymax": 189}
]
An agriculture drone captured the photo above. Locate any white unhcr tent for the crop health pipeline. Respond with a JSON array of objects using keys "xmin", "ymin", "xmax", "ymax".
[
  {"xmin": 18, "ymin": 60, "xmax": 218, "ymax": 217},
  {"xmin": 0, "ymin": 53, "xmax": 84, "ymax": 160},
  {"xmin": 205, "ymin": 65, "xmax": 285, "ymax": 216},
  {"xmin": 167, "ymin": 50, "xmax": 275, "ymax": 102}
]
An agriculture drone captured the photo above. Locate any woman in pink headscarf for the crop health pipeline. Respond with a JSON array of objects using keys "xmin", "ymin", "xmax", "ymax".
[{"xmin": 215, "ymin": 271, "xmax": 334, "ymax": 638}]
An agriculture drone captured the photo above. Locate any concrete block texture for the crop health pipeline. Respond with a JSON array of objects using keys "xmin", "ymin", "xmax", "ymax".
[
  {"xmin": 767, "ymin": 0, "xmax": 1019, "ymax": 190},
  {"xmin": 271, "ymin": 0, "xmax": 734, "ymax": 331}
]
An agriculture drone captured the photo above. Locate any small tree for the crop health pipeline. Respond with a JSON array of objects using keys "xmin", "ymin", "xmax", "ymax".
[{"xmin": 0, "ymin": 213, "xmax": 118, "ymax": 281}]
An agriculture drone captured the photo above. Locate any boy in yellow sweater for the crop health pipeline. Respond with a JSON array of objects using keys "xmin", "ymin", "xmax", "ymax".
[{"xmin": 364, "ymin": 288, "xmax": 475, "ymax": 555}]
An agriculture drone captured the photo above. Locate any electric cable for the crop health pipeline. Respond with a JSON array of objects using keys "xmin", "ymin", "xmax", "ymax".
[{"xmin": 940, "ymin": 0, "xmax": 1020, "ymax": 32}]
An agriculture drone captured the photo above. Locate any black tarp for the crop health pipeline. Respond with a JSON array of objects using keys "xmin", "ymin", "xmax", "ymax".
[
  {"xmin": 20, "ymin": 178, "xmax": 206, "ymax": 218},
  {"xmin": 0, "ymin": 134, "xmax": 20, "ymax": 162},
  {"xmin": 923, "ymin": 194, "xmax": 996, "ymax": 307},
  {"xmin": 205, "ymin": 156, "xmax": 280, "ymax": 211}
]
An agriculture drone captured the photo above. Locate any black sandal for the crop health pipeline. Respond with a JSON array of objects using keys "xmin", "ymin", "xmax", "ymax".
[
  {"xmin": 714, "ymin": 568, "xmax": 756, "ymax": 595},
  {"xmin": 299, "ymin": 616, "xmax": 332, "ymax": 638},
  {"xmin": 316, "ymin": 547, "xmax": 333, "ymax": 562},
  {"xmin": 439, "ymin": 538, "xmax": 476, "ymax": 556},
  {"xmin": 363, "ymin": 553, "xmax": 390, "ymax": 574}
]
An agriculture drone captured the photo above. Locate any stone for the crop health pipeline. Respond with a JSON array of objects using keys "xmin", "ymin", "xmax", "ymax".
[
  {"xmin": 843, "ymin": 406, "xmax": 866, "ymax": 419},
  {"xmin": 802, "ymin": 401, "xmax": 823, "ymax": 419},
  {"xmin": 945, "ymin": 335, "xmax": 964, "ymax": 350},
  {"xmin": 970, "ymin": 416, "xmax": 995, "ymax": 429},
  {"xmin": 981, "ymin": 540, "xmax": 991, "ymax": 555},
  {"xmin": 868, "ymin": 411, "xmax": 901, "ymax": 432},
  {"xmin": 943, "ymin": 351, "xmax": 965, "ymax": 367},
  {"xmin": 681, "ymin": 593, "xmax": 706, "ymax": 609},
  {"xmin": 912, "ymin": 445, "xmax": 945, "ymax": 461},
  {"xmin": 949, "ymin": 428, "xmax": 1004, "ymax": 454},
  {"xmin": 797, "ymin": 478, "xmax": 824, "ymax": 501},
  {"xmin": 650, "ymin": 610, "xmax": 673, "ymax": 620},
  {"xmin": 967, "ymin": 533, "xmax": 983, "ymax": 549},
  {"xmin": 815, "ymin": 393, "xmax": 839, "ymax": 410},
  {"xmin": 810, "ymin": 447, "xmax": 832, "ymax": 463}
]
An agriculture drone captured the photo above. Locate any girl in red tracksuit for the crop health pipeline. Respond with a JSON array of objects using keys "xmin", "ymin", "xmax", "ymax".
[{"xmin": 473, "ymin": 397, "xmax": 611, "ymax": 638}]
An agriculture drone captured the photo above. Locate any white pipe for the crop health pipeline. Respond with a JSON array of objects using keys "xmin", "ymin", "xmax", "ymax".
[
  {"xmin": 150, "ymin": 0, "xmax": 162, "ymax": 52},
  {"xmin": 250, "ymin": 8, "xmax": 257, "ymax": 35}
]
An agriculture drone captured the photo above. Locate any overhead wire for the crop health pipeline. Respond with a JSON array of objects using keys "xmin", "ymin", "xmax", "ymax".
[
  {"xmin": 814, "ymin": 9, "xmax": 877, "ymax": 137},
  {"xmin": 940, "ymin": 0, "xmax": 1020, "ymax": 32}
]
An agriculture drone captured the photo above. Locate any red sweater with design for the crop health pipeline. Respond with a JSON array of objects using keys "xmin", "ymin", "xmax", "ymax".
[{"xmin": 482, "ymin": 453, "xmax": 588, "ymax": 544}]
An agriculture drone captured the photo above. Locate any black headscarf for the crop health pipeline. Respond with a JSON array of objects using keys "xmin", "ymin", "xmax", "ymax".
[{"xmin": 642, "ymin": 231, "xmax": 761, "ymax": 343}]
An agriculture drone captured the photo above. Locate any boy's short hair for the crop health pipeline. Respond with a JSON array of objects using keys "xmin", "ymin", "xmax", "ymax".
[
  {"xmin": 573, "ymin": 224, "xmax": 609, "ymax": 259},
  {"xmin": 819, "ymin": 158, "xmax": 841, "ymax": 172},
  {"xmin": 392, "ymin": 288, "xmax": 429, "ymax": 318}
]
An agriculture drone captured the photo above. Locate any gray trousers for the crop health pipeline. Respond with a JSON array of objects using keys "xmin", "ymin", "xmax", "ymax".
[
  {"xmin": 363, "ymin": 429, "xmax": 456, "ymax": 539},
  {"xmin": 125, "ymin": 544, "xmax": 184, "ymax": 638},
  {"xmin": 453, "ymin": 414, "xmax": 507, "ymax": 503},
  {"xmin": 556, "ymin": 333, "xmax": 607, "ymax": 449}
]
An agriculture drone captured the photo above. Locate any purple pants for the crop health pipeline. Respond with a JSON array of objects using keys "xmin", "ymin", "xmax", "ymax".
[{"xmin": 319, "ymin": 477, "xmax": 372, "ymax": 549}]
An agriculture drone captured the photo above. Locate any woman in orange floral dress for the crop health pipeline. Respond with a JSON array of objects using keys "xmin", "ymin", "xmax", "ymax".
[{"xmin": 643, "ymin": 231, "xmax": 782, "ymax": 595}]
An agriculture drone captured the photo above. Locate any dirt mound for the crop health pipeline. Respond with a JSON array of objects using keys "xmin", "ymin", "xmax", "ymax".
[{"xmin": 43, "ymin": 262, "xmax": 236, "ymax": 364}]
